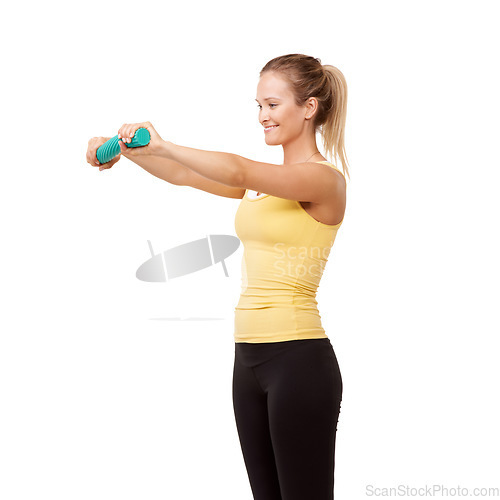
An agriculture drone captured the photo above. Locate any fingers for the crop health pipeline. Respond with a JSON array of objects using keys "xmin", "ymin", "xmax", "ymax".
[
  {"xmin": 86, "ymin": 136, "xmax": 119, "ymax": 170},
  {"xmin": 99, "ymin": 153, "xmax": 121, "ymax": 170},
  {"xmin": 117, "ymin": 122, "xmax": 152, "ymax": 143},
  {"xmin": 86, "ymin": 135, "xmax": 126, "ymax": 171},
  {"xmin": 86, "ymin": 137, "xmax": 102, "ymax": 168},
  {"xmin": 98, "ymin": 156, "xmax": 118, "ymax": 171},
  {"xmin": 87, "ymin": 137, "xmax": 104, "ymax": 168},
  {"xmin": 99, "ymin": 156, "xmax": 119, "ymax": 171},
  {"xmin": 117, "ymin": 122, "xmax": 144, "ymax": 157},
  {"xmin": 93, "ymin": 149, "xmax": 101, "ymax": 167},
  {"xmin": 117, "ymin": 123, "xmax": 140, "ymax": 144},
  {"xmin": 118, "ymin": 140, "xmax": 129, "ymax": 155}
]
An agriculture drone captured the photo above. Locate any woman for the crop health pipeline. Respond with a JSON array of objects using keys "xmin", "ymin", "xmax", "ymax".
[{"xmin": 87, "ymin": 53, "xmax": 349, "ymax": 500}]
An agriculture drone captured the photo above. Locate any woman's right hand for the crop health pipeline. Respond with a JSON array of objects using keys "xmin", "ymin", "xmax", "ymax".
[{"xmin": 86, "ymin": 137, "xmax": 121, "ymax": 171}]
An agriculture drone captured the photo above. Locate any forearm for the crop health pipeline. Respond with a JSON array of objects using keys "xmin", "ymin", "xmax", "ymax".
[
  {"xmin": 125, "ymin": 155, "xmax": 186, "ymax": 185},
  {"xmin": 99, "ymin": 137, "xmax": 185, "ymax": 184},
  {"xmin": 157, "ymin": 141, "xmax": 242, "ymax": 187}
]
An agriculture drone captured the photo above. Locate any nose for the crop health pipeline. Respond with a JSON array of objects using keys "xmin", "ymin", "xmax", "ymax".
[{"xmin": 259, "ymin": 107, "xmax": 270, "ymax": 125}]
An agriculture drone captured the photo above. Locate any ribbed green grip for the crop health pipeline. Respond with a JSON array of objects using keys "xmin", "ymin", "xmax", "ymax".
[{"xmin": 96, "ymin": 127, "xmax": 151, "ymax": 164}]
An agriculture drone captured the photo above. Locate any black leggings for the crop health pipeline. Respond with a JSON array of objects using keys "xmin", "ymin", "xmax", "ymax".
[{"xmin": 232, "ymin": 338, "xmax": 343, "ymax": 500}]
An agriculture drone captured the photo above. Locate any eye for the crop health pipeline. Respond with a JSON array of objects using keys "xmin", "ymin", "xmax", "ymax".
[{"xmin": 256, "ymin": 103, "xmax": 277, "ymax": 109}]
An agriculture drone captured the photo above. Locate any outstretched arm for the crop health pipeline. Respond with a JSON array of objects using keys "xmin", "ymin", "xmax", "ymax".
[
  {"xmin": 117, "ymin": 122, "xmax": 241, "ymax": 188},
  {"xmin": 121, "ymin": 154, "xmax": 244, "ymax": 199},
  {"xmin": 118, "ymin": 121, "xmax": 341, "ymax": 203},
  {"xmin": 159, "ymin": 141, "xmax": 242, "ymax": 188},
  {"xmin": 159, "ymin": 141, "xmax": 342, "ymax": 203}
]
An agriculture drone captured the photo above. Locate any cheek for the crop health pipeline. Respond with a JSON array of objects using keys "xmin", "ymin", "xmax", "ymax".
[{"xmin": 280, "ymin": 108, "xmax": 298, "ymax": 126}]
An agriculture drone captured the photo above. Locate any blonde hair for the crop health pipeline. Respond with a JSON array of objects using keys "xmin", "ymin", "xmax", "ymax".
[{"xmin": 260, "ymin": 54, "xmax": 350, "ymax": 180}]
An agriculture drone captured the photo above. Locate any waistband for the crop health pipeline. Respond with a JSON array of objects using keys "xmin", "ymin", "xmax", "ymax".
[{"xmin": 235, "ymin": 337, "xmax": 332, "ymax": 368}]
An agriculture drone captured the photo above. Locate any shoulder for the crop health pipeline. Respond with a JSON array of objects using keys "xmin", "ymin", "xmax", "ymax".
[
  {"xmin": 315, "ymin": 161, "xmax": 346, "ymax": 187},
  {"xmin": 240, "ymin": 158, "xmax": 341, "ymax": 203}
]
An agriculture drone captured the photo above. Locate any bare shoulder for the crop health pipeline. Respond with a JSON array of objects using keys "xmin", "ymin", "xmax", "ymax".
[
  {"xmin": 239, "ymin": 156, "xmax": 343, "ymax": 203},
  {"xmin": 306, "ymin": 162, "xmax": 346, "ymax": 225}
]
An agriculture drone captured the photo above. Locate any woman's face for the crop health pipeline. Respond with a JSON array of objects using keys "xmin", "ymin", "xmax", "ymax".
[{"xmin": 256, "ymin": 71, "xmax": 310, "ymax": 146}]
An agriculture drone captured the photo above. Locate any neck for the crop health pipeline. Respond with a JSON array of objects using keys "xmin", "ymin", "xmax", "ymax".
[{"xmin": 281, "ymin": 133, "xmax": 324, "ymax": 165}]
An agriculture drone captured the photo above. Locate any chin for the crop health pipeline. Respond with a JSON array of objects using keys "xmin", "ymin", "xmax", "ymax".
[{"xmin": 264, "ymin": 137, "xmax": 281, "ymax": 146}]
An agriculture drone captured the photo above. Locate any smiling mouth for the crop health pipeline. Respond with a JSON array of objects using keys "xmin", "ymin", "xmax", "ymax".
[{"xmin": 264, "ymin": 125, "xmax": 279, "ymax": 131}]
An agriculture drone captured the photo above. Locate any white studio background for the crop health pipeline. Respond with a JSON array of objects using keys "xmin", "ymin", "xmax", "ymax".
[{"xmin": 1, "ymin": 0, "xmax": 499, "ymax": 499}]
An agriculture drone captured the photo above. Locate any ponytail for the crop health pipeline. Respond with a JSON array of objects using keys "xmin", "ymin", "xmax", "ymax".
[{"xmin": 320, "ymin": 65, "xmax": 350, "ymax": 179}]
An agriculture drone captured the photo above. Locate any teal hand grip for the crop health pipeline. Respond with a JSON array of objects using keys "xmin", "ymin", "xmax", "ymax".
[{"xmin": 96, "ymin": 127, "xmax": 151, "ymax": 164}]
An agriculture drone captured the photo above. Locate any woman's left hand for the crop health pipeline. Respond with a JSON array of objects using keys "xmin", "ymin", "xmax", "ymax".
[{"xmin": 117, "ymin": 121, "xmax": 164, "ymax": 157}]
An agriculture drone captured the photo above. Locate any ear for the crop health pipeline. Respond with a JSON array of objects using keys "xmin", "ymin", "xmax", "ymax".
[{"xmin": 304, "ymin": 96, "xmax": 319, "ymax": 120}]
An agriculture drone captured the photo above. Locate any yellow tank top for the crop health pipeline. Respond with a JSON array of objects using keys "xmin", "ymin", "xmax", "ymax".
[{"xmin": 233, "ymin": 161, "xmax": 345, "ymax": 343}]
